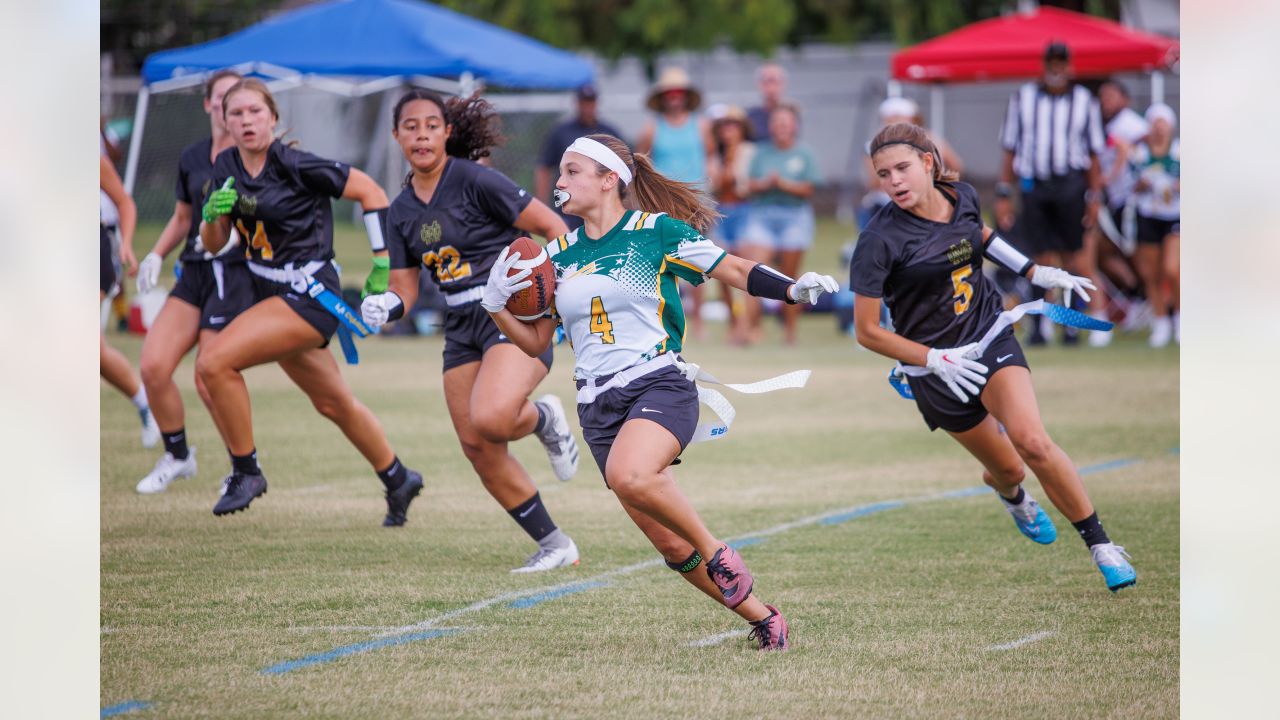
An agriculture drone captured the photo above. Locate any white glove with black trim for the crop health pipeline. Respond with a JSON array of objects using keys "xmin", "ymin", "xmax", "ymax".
[
  {"xmin": 926, "ymin": 343, "xmax": 989, "ymax": 403},
  {"xmin": 136, "ymin": 252, "xmax": 163, "ymax": 293},
  {"xmin": 1031, "ymin": 265, "xmax": 1096, "ymax": 305},
  {"xmin": 360, "ymin": 292, "xmax": 402, "ymax": 331},
  {"xmin": 481, "ymin": 247, "xmax": 532, "ymax": 313},
  {"xmin": 787, "ymin": 272, "xmax": 840, "ymax": 304}
]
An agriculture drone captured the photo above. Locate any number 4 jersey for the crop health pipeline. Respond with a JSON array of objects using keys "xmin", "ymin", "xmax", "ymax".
[
  {"xmin": 387, "ymin": 157, "xmax": 533, "ymax": 300},
  {"xmin": 547, "ymin": 210, "xmax": 725, "ymax": 380},
  {"xmin": 850, "ymin": 181, "xmax": 1003, "ymax": 348}
]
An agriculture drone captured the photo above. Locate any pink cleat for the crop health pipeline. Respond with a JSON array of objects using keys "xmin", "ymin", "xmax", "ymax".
[
  {"xmin": 705, "ymin": 545, "xmax": 754, "ymax": 609},
  {"xmin": 748, "ymin": 604, "xmax": 789, "ymax": 651}
]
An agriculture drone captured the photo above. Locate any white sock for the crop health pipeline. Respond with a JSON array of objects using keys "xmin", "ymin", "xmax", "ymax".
[{"xmin": 131, "ymin": 388, "xmax": 149, "ymax": 412}]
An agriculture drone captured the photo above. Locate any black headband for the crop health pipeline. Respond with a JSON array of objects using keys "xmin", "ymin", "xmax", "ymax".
[{"xmin": 869, "ymin": 139, "xmax": 936, "ymax": 157}]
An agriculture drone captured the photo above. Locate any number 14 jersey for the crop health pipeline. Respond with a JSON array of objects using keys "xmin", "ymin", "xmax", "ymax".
[{"xmin": 548, "ymin": 210, "xmax": 725, "ymax": 380}]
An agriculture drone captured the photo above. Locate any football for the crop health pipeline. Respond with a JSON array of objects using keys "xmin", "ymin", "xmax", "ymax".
[{"xmin": 505, "ymin": 236, "xmax": 555, "ymax": 321}]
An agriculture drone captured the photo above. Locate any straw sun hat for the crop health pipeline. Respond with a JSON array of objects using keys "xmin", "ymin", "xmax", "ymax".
[{"xmin": 646, "ymin": 67, "xmax": 702, "ymax": 112}]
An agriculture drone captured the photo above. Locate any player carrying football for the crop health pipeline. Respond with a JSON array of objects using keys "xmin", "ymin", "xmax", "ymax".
[
  {"xmin": 483, "ymin": 133, "xmax": 840, "ymax": 650},
  {"xmin": 359, "ymin": 89, "xmax": 582, "ymax": 573},
  {"xmin": 851, "ymin": 122, "xmax": 1135, "ymax": 592}
]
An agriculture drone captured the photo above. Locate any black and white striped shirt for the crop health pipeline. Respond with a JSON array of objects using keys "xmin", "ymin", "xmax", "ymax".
[{"xmin": 1000, "ymin": 83, "xmax": 1105, "ymax": 180}]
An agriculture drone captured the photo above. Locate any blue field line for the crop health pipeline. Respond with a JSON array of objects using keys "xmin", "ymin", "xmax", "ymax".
[
  {"xmin": 260, "ymin": 628, "xmax": 464, "ymax": 675},
  {"xmin": 506, "ymin": 580, "xmax": 609, "ymax": 609},
  {"xmin": 933, "ymin": 486, "xmax": 994, "ymax": 500},
  {"xmin": 101, "ymin": 701, "xmax": 151, "ymax": 718},
  {"xmin": 1079, "ymin": 457, "xmax": 1141, "ymax": 475},
  {"xmin": 818, "ymin": 500, "xmax": 906, "ymax": 526},
  {"xmin": 727, "ymin": 536, "xmax": 769, "ymax": 549}
]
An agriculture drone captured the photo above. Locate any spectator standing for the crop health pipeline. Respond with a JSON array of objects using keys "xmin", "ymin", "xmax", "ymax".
[
  {"xmin": 1131, "ymin": 103, "xmax": 1180, "ymax": 347},
  {"xmin": 536, "ymin": 83, "xmax": 624, "ymax": 230},
  {"xmin": 708, "ymin": 104, "xmax": 756, "ymax": 344},
  {"xmin": 996, "ymin": 42, "xmax": 1107, "ymax": 347},
  {"xmin": 740, "ymin": 104, "xmax": 821, "ymax": 345},
  {"xmin": 747, "ymin": 64, "xmax": 788, "ymax": 141}
]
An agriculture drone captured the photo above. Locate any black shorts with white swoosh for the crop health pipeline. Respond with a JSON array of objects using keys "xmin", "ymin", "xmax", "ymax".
[
  {"xmin": 441, "ymin": 301, "xmax": 554, "ymax": 372},
  {"xmin": 905, "ymin": 326, "xmax": 1029, "ymax": 433},
  {"xmin": 576, "ymin": 365, "xmax": 700, "ymax": 484},
  {"xmin": 168, "ymin": 259, "xmax": 255, "ymax": 331}
]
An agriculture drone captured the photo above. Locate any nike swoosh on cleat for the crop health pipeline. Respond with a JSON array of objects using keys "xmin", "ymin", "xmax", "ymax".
[{"xmin": 997, "ymin": 354, "xmax": 1014, "ymax": 363}]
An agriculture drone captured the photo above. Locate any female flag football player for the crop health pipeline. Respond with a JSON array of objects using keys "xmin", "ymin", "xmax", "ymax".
[
  {"xmin": 851, "ymin": 123, "xmax": 1136, "ymax": 592},
  {"xmin": 482, "ymin": 133, "xmax": 841, "ymax": 650},
  {"xmin": 100, "ymin": 154, "xmax": 161, "ymax": 448},
  {"xmin": 195, "ymin": 79, "xmax": 424, "ymax": 523},
  {"xmin": 359, "ymin": 89, "xmax": 582, "ymax": 574},
  {"xmin": 134, "ymin": 70, "xmax": 256, "ymax": 494}
]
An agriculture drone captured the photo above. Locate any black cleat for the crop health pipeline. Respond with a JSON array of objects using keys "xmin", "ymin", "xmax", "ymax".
[
  {"xmin": 382, "ymin": 470, "xmax": 423, "ymax": 527},
  {"xmin": 212, "ymin": 472, "xmax": 267, "ymax": 516}
]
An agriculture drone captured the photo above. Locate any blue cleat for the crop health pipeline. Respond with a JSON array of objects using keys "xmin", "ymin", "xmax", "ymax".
[
  {"xmin": 1003, "ymin": 494, "xmax": 1058, "ymax": 544},
  {"xmin": 1091, "ymin": 543, "xmax": 1137, "ymax": 592}
]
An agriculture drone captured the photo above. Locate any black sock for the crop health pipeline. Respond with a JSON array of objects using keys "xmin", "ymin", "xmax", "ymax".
[
  {"xmin": 1071, "ymin": 512, "xmax": 1111, "ymax": 547},
  {"xmin": 532, "ymin": 402, "xmax": 548, "ymax": 434},
  {"xmin": 230, "ymin": 449, "xmax": 260, "ymax": 476},
  {"xmin": 507, "ymin": 491, "xmax": 556, "ymax": 542},
  {"xmin": 162, "ymin": 428, "xmax": 190, "ymax": 461},
  {"xmin": 998, "ymin": 486, "xmax": 1026, "ymax": 506},
  {"xmin": 377, "ymin": 456, "xmax": 408, "ymax": 491}
]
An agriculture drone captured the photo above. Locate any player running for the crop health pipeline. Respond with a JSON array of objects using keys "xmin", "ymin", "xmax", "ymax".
[
  {"xmin": 359, "ymin": 89, "xmax": 582, "ymax": 573},
  {"xmin": 483, "ymin": 133, "xmax": 840, "ymax": 650},
  {"xmin": 134, "ymin": 69, "xmax": 256, "ymax": 494},
  {"xmin": 195, "ymin": 79, "xmax": 424, "ymax": 523},
  {"xmin": 851, "ymin": 122, "xmax": 1135, "ymax": 592}
]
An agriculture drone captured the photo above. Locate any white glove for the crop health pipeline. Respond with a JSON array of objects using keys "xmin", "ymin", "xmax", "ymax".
[
  {"xmin": 926, "ymin": 343, "xmax": 989, "ymax": 402},
  {"xmin": 787, "ymin": 272, "xmax": 840, "ymax": 304},
  {"xmin": 1030, "ymin": 265, "xmax": 1096, "ymax": 305},
  {"xmin": 136, "ymin": 252, "xmax": 163, "ymax": 293},
  {"xmin": 360, "ymin": 292, "xmax": 402, "ymax": 332},
  {"xmin": 481, "ymin": 247, "xmax": 532, "ymax": 313}
]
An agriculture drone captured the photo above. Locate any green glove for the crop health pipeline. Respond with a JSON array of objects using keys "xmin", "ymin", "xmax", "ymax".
[
  {"xmin": 362, "ymin": 256, "xmax": 391, "ymax": 298},
  {"xmin": 202, "ymin": 177, "xmax": 237, "ymax": 224}
]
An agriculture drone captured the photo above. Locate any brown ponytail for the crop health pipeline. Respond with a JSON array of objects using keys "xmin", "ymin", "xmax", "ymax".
[
  {"xmin": 583, "ymin": 134, "xmax": 720, "ymax": 235},
  {"xmin": 869, "ymin": 122, "xmax": 959, "ymax": 183}
]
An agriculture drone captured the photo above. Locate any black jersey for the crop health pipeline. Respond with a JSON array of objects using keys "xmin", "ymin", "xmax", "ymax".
[
  {"xmin": 209, "ymin": 140, "xmax": 350, "ymax": 267},
  {"xmin": 850, "ymin": 181, "xmax": 1003, "ymax": 347},
  {"xmin": 386, "ymin": 157, "xmax": 533, "ymax": 298},
  {"xmin": 175, "ymin": 138, "xmax": 245, "ymax": 264}
]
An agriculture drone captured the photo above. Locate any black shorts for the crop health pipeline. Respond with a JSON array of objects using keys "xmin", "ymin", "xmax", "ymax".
[
  {"xmin": 249, "ymin": 262, "xmax": 342, "ymax": 343},
  {"xmin": 441, "ymin": 301, "xmax": 554, "ymax": 373},
  {"xmin": 169, "ymin": 260, "xmax": 256, "ymax": 331},
  {"xmin": 100, "ymin": 225, "xmax": 116, "ymax": 295},
  {"xmin": 906, "ymin": 328, "xmax": 1029, "ymax": 433},
  {"xmin": 1136, "ymin": 215, "xmax": 1179, "ymax": 245},
  {"xmin": 1018, "ymin": 172, "xmax": 1088, "ymax": 255},
  {"xmin": 577, "ymin": 365, "xmax": 700, "ymax": 483}
]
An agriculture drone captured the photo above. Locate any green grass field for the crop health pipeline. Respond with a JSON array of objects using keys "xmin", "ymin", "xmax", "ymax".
[{"xmin": 102, "ymin": 220, "xmax": 1178, "ymax": 718}]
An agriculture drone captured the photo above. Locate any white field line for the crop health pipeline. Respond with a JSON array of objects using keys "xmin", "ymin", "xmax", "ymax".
[
  {"xmin": 687, "ymin": 629, "xmax": 748, "ymax": 648},
  {"xmin": 375, "ymin": 485, "xmax": 992, "ymax": 639},
  {"xmin": 985, "ymin": 630, "xmax": 1056, "ymax": 651}
]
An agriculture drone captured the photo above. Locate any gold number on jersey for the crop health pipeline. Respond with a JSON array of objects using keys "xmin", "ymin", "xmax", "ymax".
[
  {"xmin": 950, "ymin": 266, "xmax": 974, "ymax": 316},
  {"xmin": 589, "ymin": 296, "xmax": 615, "ymax": 344},
  {"xmin": 235, "ymin": 219, "xmax": 272, "ymax": 261},
  {"xmin": 421, "ymin": 245, "xmax": 472, "ymax": 283}
]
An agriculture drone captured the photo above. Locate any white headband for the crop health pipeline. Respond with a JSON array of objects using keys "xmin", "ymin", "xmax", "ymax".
[{"xmin": 564, "ymin": 137, "xmax": 633, "ymax": 185}]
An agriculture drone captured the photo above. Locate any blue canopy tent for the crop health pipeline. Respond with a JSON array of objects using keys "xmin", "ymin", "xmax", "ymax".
[{"xmin": 126, "ymin": 0, "xmax": 594, "ymax": 191}]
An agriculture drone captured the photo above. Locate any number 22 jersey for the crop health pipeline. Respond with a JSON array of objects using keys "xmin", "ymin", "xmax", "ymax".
[{"xmin": 547, "ymin": 210, "xmax": 725, "ymax": 380}]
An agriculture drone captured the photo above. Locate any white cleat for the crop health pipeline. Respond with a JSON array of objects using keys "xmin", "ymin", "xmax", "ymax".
[
  {"xmin": 136, "ymin": 448, "xmax": 198, "ymax": 494},
  {"xmin": 1149, "ymin": 316, "xmax": 1173, "ymax": 348},
  {"xmin": 534, "ymin": 394, "xmax": 579, "ymax": 482},
  {"xmin": 1088, "ymin": 312, "xmax": 1112, "ymax": 348},
  {"xmin": 510, "ymin": 538, "xmax": 580, "ymax": 574},
  {"xmin": 139, "ymin": 408, "xmax": 161, "ymax": 449}
]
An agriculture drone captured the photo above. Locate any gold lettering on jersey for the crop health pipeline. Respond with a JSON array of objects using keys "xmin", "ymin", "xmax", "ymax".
[
  {"xmin": 420, "ymin": 220, "xmax": 441, "ymax": 245},
  {"xmin": 238, "ymin": 194, "xmax": 258, "ymax": 215},
  {"xmin": 201, "ymin": 178, "xmax": 212, "ymax": 199},
  {"xmin": 946, "ymin": 238, "xmax": 973, "ymax": 266}
]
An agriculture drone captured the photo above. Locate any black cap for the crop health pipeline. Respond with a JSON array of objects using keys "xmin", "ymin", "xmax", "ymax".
[
  {"xmin": 1044, "ymin": 41, "xmax": 1070, "ymax": 63},
  {"xmin": 576, "ymin": 83, "xmax": 599, "ymax": 100}
]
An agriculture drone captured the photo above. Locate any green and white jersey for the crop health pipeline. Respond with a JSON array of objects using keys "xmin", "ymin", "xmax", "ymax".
[{"xmin": 548, "ymin": 210, "xmax": 726, "ymax": 380}]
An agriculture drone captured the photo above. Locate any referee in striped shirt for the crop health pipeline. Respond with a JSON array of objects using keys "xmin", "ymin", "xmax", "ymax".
[{"xmin": 996, "ymin": 42, "xmax": 1106, "ymax": 346}]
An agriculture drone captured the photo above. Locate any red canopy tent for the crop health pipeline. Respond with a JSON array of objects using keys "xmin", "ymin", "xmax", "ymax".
[{"xmin": 891, "ymin": 6, "xmax": 1179, "ymax": 84}]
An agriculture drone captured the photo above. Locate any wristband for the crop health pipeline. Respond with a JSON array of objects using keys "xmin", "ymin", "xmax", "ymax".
[
  {"xmin": 385, "ymin": 292, "xmax": 405, "ymax": 321},
  {"xmin": 1084, "ymin": 189, "xmax": 1103, "ymax": 203},
  {"xmin": 985, "ymin": 233, "xmax": 1033, "ymax": 276},
  {"xmin": 994, "ymin": 182, "xmax": 1013, "ymax": 199},
  {"xmin": 363, "ymin": 208, "xmax": 388, "ymax": 252},
  {"xmin": 746, "ymin": 263, "xmax": 798, "ymax": 304}
]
